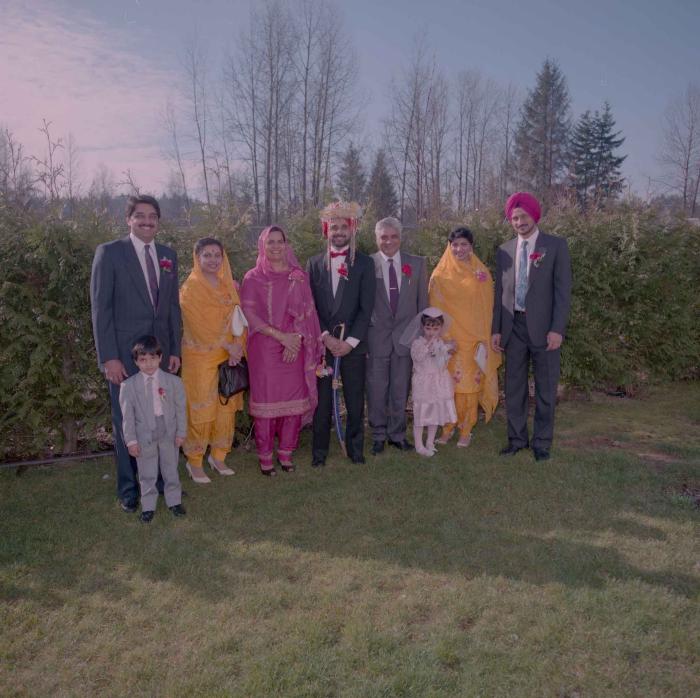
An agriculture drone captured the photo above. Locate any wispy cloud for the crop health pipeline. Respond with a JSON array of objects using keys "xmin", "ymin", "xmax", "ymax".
[{"xmin": 0, "ymin": 0, "xmax": 180, "ymax": 193}]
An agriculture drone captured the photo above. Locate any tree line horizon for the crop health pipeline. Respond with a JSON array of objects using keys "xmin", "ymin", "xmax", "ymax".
[{"xmin": 2, "ymin": 1, "xmax": 699, "ymax": 221}]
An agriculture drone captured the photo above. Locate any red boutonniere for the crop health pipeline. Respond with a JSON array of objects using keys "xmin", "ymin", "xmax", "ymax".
[
  {"xmin": 158, "ymin": 387, "xmax": 166, "ymax": 402},
  {"xmin": 401, "ymin": 263, "xmax": 412, "ymax": 285},
  {"xmin": 529, "ymin": 251, "xmax": 546, "ymax": 268},
  {"xmin": 337, "ymin": 263, "xmax": 349, "ymax": 279},
  {"xmin": 159, "ymin": 257, "xmax": 173, "ymax": 272},
  {"xmin": 474, "ymin": 270, "xmax": 488, "ymax": 282}
]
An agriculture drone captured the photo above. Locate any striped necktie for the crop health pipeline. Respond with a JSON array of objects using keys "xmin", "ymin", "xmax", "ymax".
[{"xmin": 515, "ymin": 241, "xmax": 528, "ymax": 309}]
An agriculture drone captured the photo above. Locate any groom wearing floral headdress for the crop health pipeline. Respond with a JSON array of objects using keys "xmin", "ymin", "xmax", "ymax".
[{"xmin": 306, "ymin": 201, "xmax": 376, "ymax": 466}]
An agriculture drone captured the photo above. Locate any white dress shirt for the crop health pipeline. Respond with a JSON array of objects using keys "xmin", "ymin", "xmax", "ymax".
[
  {"xmin": 514, "ymin": 228, "xmax": 539, "ymax": 312},
  {"xmin": 378, "ymin": 250, "xmax": 402, "ymax": 301},
  {"xmin": 325, "ymin": 246, "xmax": 359, "ymax": 348},
  {"xmin": 130, "ymin": 232, "xmax": 160, "ymax": 301},
  {"xmin": 143, "ymin": 369, "xmax": 164, "ymax": 417},
  {"xmin": 125, "ymin": 369, "xmax": 164, "ymax": 447}
]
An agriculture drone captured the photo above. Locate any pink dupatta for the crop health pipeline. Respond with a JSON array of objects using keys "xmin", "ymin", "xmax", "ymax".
[{"xmin": 241, "ymin": 226, "xmax": 322, "ymax": 424}]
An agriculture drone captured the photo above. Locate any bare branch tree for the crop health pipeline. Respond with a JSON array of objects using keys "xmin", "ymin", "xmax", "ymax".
[
  {"xmin": 0, "ymin": 127, "xmax": 34, "ymax": 204},
  {"xmin": 117, "ymin": 169, "xmax": 141, "ymax": 196},
  {"xmin": 163, "ymin": 98, "xmax": 190, "ymax": 210},
  {"xmin": 659, "ymin": 82, "xmax": 700, "ymax": 215},
  {"xmin": 183, "ymin": 37, "xmax": 212, "ymax": 207},
  {"xmin": 31, "ymin": 119, "xmax": 65, "ymax": 201}
]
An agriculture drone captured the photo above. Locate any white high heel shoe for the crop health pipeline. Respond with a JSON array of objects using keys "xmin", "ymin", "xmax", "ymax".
[
  {"xmin": 186, "ymin": 461, "xmax": 211, "ymax": 484},
  {"xmin": 207, "ymin": 454, "xmax": 235, "ymax": 476}
]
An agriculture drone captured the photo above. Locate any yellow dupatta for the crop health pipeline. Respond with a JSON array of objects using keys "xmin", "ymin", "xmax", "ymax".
[
  {"xmin": 180, "ymin": 249, "xmax": 245, "ymax": 424},
  {"xmin": 428, "ymin": 245, "xmax": 501, "ymax": 421}
]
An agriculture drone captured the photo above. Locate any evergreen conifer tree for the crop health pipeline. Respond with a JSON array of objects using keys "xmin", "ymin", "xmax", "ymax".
[
  {"xmin": 336, "ymin": 142, "xmax": 366, "ymax": 203},
  {"xmin": 514, "ymin": 58, "xmax": 571, "ymax": 199},
  {"xmin": 366, "ymin": 149, "xmax": 398, "ymax": 217},
  {"xmin": 570, "ymin": 102, "xmax": 626, "ymax": 209}
]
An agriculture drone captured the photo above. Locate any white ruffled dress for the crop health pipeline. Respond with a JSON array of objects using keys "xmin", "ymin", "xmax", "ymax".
[{"xmin": 410, "ymin": 337, "xmax": 458, "ymax": 427}]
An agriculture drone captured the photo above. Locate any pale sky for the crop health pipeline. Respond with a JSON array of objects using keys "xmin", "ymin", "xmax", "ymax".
[{"xmin": 2, "ymin": 0, "xmax": 699, "ymax": 197}]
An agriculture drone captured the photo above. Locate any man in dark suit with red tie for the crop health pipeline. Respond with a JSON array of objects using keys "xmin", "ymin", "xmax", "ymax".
[
  {"xmin": 90, "ymin": 195, "xmax": 182, "ymax": 512},
  {"xmin": 491, "ymin": 192, "xmax": 572, "ymax": 461},
  {"xmin": 306, "ymin": 201, "xmax": 376, "ymax": 466}
]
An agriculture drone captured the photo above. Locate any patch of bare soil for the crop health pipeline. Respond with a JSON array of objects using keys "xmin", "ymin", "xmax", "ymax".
[{"xmin": 560, "ymin": 436, "xmax": 680, "ymax": 468}]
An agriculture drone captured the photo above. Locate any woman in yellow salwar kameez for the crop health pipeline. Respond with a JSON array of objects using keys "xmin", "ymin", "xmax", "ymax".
[
  {"xmin": 428, "ymin": 227, "xmax": 501, "ymax": 447},
  {"xmin": 180, "ymin": 238, "xmax": 245, "ymax": 483}
]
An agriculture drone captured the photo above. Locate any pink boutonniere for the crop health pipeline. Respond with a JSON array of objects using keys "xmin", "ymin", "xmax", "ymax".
[
  {"xmin": 289, "ymin": 269, "xmax": 305, "ymax": 283},
  {"xmin": 529, "ymin": 251, "xmax": 546, "ymax": 268},
  {"xmin": 337, "ymin": 263, "xmax": 349, "ymax": 279},
  {"xmin": 474, "ymin": 270, "xmax": 488, "ymax": 282},
  {"xmin": 159, "ymin": 257, "xmax": 173, "ymax": 272},
  {"xmin": 158, "ymin": 387, "xmax": 166, "ymax": 402}
]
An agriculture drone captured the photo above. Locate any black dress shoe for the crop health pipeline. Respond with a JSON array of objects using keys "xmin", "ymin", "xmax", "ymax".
[
  {"xmin": 499, "ymin": 444, "xmax": 527, "ymax": 456},
  {"xmin": 139, "ymin": 510, "xmax": 154, "ymax": 523},
  {"xmin": 533, "ymin": 448, "xmax": 551, "ymax": 461},
  {"xmin": 388, "ymin": 439, "xmax": 412, "ymax": 451},
  {"xmin": 169, "ymin": 504, "xmax": 187, "ymax": 517},
  {"xmin": 120, "ymin": 499, "xmax": 138, "ymax": 513},
  {"xmin": 311, "ymin": 458, "xmax": 326, "ymax": 468},
  {"xmin": 371, "ymin": 440, "xmax": 385, "ymax": 455}
]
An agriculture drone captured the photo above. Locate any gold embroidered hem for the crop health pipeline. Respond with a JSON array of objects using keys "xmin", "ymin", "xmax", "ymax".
[{"xmin": 249, "ymin": 397, "xmax": 310, "ymax": 418}]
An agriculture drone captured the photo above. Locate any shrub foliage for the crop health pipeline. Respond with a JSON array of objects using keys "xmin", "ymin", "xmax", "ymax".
[{"xmin": 1, "ymin": 203, "xmax": 697, "ymax": 458}]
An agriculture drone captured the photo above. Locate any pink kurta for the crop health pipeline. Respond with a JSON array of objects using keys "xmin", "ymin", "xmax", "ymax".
[
  {"xmin": 243, "ymin": 273, "xmax": 315, "ymax": 418},
  {"xmin": 410, "ymin": 337, "xmax": 457, "ymax": 427},
  {"xmin": 239, "ymin": 229, "xmax": 322, "ymax": 425}
]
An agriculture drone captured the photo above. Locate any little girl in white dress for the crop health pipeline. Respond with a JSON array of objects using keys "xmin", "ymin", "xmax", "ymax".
[{"xmin": 403, "ymin": 307, "xmax": 459, "ymax": 457}]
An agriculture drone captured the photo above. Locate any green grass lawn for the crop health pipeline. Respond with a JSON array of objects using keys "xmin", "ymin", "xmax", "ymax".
[{"xmin": 1, "ymin": 384, "xmax": 698, "ymax": 697}]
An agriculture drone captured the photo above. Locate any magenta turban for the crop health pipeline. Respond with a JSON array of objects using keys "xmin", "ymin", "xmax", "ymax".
[{"xmin": 504, "ymin": 192, "xmax": 541, "ymax": 223}]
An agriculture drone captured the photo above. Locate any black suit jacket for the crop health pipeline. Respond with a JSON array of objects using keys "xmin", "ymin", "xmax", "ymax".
[{"xmin": 306, "ymin": 251, "xmax": 376, "ymax": 354}]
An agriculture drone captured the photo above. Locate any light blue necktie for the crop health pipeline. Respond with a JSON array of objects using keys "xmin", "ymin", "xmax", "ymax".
[{"xmin": 515, "ymin": 241, "xmax": 528, "ymax": 309}]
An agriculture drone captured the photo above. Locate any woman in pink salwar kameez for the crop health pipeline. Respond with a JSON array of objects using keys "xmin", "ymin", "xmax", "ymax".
[{"xmin": 240, "ymin": 226, "xmax": 323, "ymax": 476}]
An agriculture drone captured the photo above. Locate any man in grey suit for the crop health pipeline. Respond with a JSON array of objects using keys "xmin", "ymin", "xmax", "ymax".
[
  {"xmin": 90, "ymin": 195, "xmax": 182, "ymax": 512},
  {"xmin": 491, "ymin": 192, "xmax": 572, "ymax": 461},
  {"xmin": 367, "ymin": 217, "xmax": 429, "ymax": 454}
]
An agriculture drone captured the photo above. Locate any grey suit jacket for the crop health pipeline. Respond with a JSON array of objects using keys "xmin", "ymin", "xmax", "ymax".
[
  {"xmin": 492, "ymin": 231, "xmax": 572, "ymax": 347},
  {"xmin": 90, "ymin": 236, "xmax": 182, "ymax": 374},
  {"xmin": 119, "ymin": 370, "xmax": 187, "ymax": 447},
  {"xmin": 368, "ymin": 252, "xmax": 429, "ymax": 357}
]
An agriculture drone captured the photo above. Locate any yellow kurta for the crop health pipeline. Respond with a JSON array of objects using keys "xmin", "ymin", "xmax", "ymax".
[
  {"xmin": 180, "ymin": 250, "xmax": 245, "ymax": 465},
  {"xmin": 428, "ymin": 246, "xmax": 501, "ymax": 436}
]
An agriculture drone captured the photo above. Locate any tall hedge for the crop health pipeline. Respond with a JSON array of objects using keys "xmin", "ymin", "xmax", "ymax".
[{"xmin": 0, "ymin": 204, "xmax": 697, "ymax": 459}]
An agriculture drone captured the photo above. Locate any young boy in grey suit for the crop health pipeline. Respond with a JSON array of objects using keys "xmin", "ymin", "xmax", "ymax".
[{"xmin": 119, "ymin": 336, "xmax": 187, "ymax": 523}]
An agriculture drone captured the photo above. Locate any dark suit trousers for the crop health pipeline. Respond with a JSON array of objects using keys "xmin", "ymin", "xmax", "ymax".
[
  {"xmin": 366, "ymin": 352, "xmax": 412, "ymax": 442},
  {"xmin": 108, "ymin": 381, "xmax": 140, "ymax": 504},
  {"xmin": 312, "ymin": 351, "xmax": 366, "ymax": 462},
  {"xmin": 505, "ymin": 313, "xmax": 560, "ymax": 449}
]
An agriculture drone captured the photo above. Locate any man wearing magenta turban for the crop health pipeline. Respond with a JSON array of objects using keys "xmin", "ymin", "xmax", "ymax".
[{"xmin": 491, "ymin": 192, "xmax": 572, "ymax": 461}]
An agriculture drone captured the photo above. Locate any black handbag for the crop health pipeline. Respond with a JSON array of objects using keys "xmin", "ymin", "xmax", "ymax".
[{"xmin": 218, "ymin": 358, "xmax": 249, "ymax": 404}]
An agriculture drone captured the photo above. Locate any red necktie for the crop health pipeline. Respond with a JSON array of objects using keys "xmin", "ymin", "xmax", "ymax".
[
  {"xmin": 330, "ymin": 249, "xmax": 348, "ymax": 259},
  {"xmin": 388, "ymin": 258, "xmax": 399, "ymax": 315}
]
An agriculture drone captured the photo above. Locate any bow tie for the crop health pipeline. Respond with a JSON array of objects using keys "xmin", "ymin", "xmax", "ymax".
[{"xmin": 330, "ymin": 249, "xmax": 348, "ymax": 259}]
